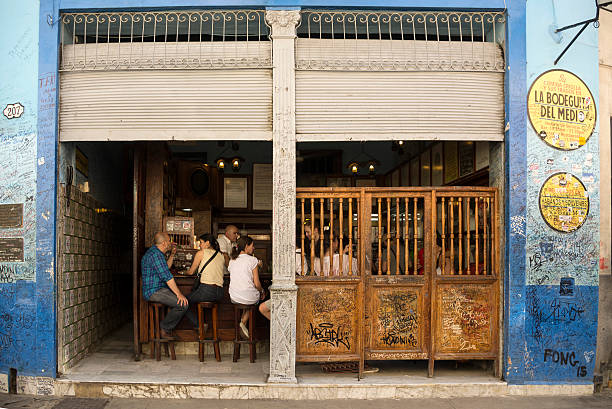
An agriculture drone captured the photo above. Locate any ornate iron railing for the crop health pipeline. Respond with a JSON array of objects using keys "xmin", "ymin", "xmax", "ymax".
[
  {"xmin": 296, "ymin": 10, "xmax": 505, "ymax": 71},
  {"xmin": 60, "ymin": 10, "xmax": 271, "ymax": 71}
]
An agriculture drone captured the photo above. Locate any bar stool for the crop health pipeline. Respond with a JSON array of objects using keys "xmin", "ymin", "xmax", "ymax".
[
  {"xmin": 232, "ymin": 303, "xmax": 257, "ymax": 363},
  {"xmin": 148, "ymin": 302, "xmax": 176, "ymax": 361},
  {"xmin": 197, "ymin": 302, "xmax": 221, "ymax": 362}
]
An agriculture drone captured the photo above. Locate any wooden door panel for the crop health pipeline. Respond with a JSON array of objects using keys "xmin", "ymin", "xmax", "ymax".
[
  {"xmin": 366, "ymin": 283, "xmax": 428, "ymax": 360},
  {"xmin": 434, "ymin": 282, "xmax": 496, "ymax": 356},
  {"xmin": 296, "ymin": 281, "xmax": 360, "ymax": 360}
]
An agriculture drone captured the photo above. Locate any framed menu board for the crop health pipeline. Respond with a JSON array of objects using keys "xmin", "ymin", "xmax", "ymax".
[
  {"xmin": 458, "ymin": 142, "xmax": 474, "ymax": 178},
  {"xmin": 444, "ymin": 142, "xmax": 459, "ymax": 184},
  {"xmin": 431, "ymin": 143, "xmax": 443, "ymax": 186},
  {"xmin": 420, "ymin": 150, "xmax": 431, "ymax": 186},
  {"xmin": 410, "ymin": 157, "xmax": 420, "ymax": 186},
  {"xmin": 401, "ymin": 163, "xmax": 410, "ymax": 186},
  {"xmin": 252, "ymin": 163, "xmax": 273, "ymax": 210}
]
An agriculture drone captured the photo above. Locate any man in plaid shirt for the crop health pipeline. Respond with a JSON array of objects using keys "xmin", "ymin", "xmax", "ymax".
[{"xmin": 142, "ymin": 232, "xmax": 188, "ymax": 338}]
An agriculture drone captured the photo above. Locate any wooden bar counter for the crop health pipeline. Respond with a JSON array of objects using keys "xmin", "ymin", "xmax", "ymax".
[{"xmin": 170, "ymin": 273, "xmax": 272, "ymax": 342}]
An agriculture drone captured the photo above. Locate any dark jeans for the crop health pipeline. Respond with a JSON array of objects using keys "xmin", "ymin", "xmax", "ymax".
[
  {"xmin": 148, "ymin": 288, "xmax": 188, "ymax": 332},
  {"xmin": 185, "ymin": 284, "xmax": 225, "ymax": 327}
]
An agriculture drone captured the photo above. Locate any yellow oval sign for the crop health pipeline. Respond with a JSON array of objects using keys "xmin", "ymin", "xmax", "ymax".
[
  {"xmin": 527, "ymin": 70, "xmax": 596, "ymax": 150},
  {"xmin": 539, "ymin": 173, "xmax": 589, "ymax": 233}
]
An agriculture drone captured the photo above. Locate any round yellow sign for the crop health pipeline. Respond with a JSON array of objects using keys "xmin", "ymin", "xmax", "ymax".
[
  {"xmin": 527, "ymin": 70, "xmax": 596, "ymax": 150},
  {"xmin": 539, "ymin": 173, "xmax": 589, "ymax": 233}
]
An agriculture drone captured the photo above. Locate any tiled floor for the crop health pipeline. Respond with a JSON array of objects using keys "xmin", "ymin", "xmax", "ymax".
[{"xmin": 61, "ymin": 325, "xmax": 500, "ymax": 386}]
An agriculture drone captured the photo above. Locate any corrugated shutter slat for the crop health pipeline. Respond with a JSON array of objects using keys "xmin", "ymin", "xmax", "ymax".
[
  {"xmin": 60, "ymin": 70, "xmax": 272, "ymax": 141},
  {"xmin": 295, "ymin": 71, "xmax": 504, "ymax": 141}
]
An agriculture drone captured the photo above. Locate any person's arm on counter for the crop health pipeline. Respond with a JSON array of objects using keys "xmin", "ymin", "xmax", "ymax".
[{"xmin": 184, "ymin": 250, "xmax": 204, "ymax": 276}]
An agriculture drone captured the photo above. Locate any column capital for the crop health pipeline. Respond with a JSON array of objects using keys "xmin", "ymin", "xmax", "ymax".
[{"xmin": 265, "ymin": 9, "xmax": 301, "ymax": 38}]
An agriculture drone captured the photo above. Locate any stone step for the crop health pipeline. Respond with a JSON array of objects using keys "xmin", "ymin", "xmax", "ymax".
[{"xmin": 50, "ymin": 381, "xmax": 594, "ymax": 400}]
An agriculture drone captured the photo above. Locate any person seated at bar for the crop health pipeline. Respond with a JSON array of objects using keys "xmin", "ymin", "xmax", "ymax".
[
  {"xmin": 295, "ymin": 225, "xmax": 311, "ymax": 275},
  {"xmin": 218, "ymin": 224, "xmax": 239, "ymax": 269},
  {"xmin": 228, "ymin": 236, "xmax": 265, "ymax": 338},
  {"xmin": 304, "ymin": 224, "xmax": 320, "ymax": 246},
  {"xmin": 435, "ymin": 232, "xmax": 453, "ymax": 275},
  {"xmin": 141, "ymin": 232, "xmax": 188, "ymax": 339},
  {"xmin": 180, "ymin": 233, "xmax": 225, "ymax": 329},
  {"xmin": 313, "ymin": 236, "xmax": 358, "ymax": 276},
  {"xmin": 381, "ymin": 238, "xmax": 407, "ymax": 275},
  {"xmin": 259, "ymin": 299, "xmax": 271, "ymax": 320}
]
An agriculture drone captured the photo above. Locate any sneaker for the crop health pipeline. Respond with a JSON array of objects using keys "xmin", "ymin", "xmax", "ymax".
[{"xmin": 239, "ymin": 322, "xmax": 249, "ymax": 339}]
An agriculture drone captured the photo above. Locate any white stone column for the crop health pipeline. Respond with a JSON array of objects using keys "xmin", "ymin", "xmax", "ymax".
[{"xmin": 266, "ymin": 9, "xmax": 301, "ymax": 384}]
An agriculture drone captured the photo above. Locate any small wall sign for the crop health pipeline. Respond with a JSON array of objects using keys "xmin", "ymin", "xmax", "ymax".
[
  {"xmin": 3, "ymin": 103, "xmax": 24, "ymax": 119},
  {"xmin": 527, "ymin": 70, "xmax": 596, "ymax": 150},
  {"xmin": 539, "ymin": 172, "xmax": 589, "ymax": 233}
]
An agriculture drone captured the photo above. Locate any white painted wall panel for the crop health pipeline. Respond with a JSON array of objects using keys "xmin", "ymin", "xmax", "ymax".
[
  {"xmin": 59, "ymin": 69, "xmax": 272, "ymax": 141},
  {"xmin": 295, "ymin": 71, "xmax": 504, "ymax": 141}
]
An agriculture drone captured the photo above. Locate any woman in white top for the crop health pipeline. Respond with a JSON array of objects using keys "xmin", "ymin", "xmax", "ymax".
[
  {"xmin": 182, "ymin": 234, "xmax": 225, "ymax": 329},
  {"xmin": 228, "ymin": 236, "xmax": 265, "ymax": 338}
]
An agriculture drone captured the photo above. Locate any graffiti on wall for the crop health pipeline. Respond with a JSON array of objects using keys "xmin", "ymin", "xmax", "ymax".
[
  {"xmin": 0, "ymin": 130, "xmax": 37, "ymax": 282},
  {"xmin": 437, "ymin": 285, "xmax": 493, "ymax": 353},
  {"xmin": 524, "ymin": 67, "xmax": 598, "ymax": 382},
  {"xmin": 297, "ymin": 285, "xmax": 357, "ymax": 355},
  {"xmin": 373, "ymin": 289, "xmax": 420, "ymax": 350}
]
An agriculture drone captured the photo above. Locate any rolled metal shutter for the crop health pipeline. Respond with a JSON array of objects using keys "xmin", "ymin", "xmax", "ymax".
[
  {"xmin": 59, "ymin": 69, "xmax": 272, "ymax": 141},
  {"xmin": 295, "ymin": 70, "xmax": 504, "ymax": 141}
]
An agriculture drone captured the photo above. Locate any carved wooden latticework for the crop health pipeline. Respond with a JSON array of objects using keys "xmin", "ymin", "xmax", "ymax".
[{"xmin": 295, "ymin": 187, "xmax": 500, "ymax": 378}]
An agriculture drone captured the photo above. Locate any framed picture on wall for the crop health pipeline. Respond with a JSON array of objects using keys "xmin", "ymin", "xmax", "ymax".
[
  {"xmin": 356, "ymin": 177, "xmax": 377, "ymax": 187},
  {"xmin": 420, "ymin": 150, "xmax": 431, "ymax": 186},
  {"xmin": 431, "ymin": 143, "xmax": 443, "ymax": 186},
  {"xmin": 410, "ymin": 157, "xmax": 420, "ymax": 186},
  {"xmin": 223, "ymin": 176, "xmax": 248, "ymax": 209},
  {"xmin": 327, "ymin": 176, "xmax": 352, "ymax": 188}
]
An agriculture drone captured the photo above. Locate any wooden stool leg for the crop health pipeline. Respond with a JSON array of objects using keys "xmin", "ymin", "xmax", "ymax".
[
  {"xmin": 212, "ymin": 305, "xmax": 221, "ymax": 362},
  {"xmin": 198, "ymin": 304, "xmax": 204, "ymax": 362},
  {"xmin": 155, "ymin": 307, "xmax": 161, "ymax": 361},
  {"xmin": 169, "ymin": 341, "xmax": 176, "ymax": 360},
  {"xmin": 249, "ymin": 309, "xmax": 255, "ymax": 363},
  {"xmin": 161, "ymin": 309, "xmax": 170, "ymax": 358},
  {"xmin": 233, "ymin": 307, "xmax": 240, "ymax": 362},
  {"xmin": 148, "ymin": 305, "xmax": 154, "ymax": 359}
]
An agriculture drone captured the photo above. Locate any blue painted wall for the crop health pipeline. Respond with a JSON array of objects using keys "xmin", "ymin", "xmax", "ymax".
[
  {"xmin": 505, "ymin": 0, "xmax": 600, "ymax": 384},
  {"xmin": 0, "ymin": 0, "xmax": 602, "ymax": 384},
  {"xmin": 0, "ymin": 0, "xmax": 54, "ymax": 377}
]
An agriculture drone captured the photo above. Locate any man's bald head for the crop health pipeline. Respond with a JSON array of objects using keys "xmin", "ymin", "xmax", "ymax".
[
  {"xmin": 154, "ymin": 232, "xmax": 171, "ymax": 252},
  {"xmin": 224, "ymin": 225, "xmax": 239, "ymax": 242}
]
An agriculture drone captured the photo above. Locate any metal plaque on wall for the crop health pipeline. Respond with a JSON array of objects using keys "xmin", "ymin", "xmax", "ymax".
[
  {"xmin": 0, "ymin": 238, "xmax": 24, "ymax": 262},
  {"xmin": 0, "ymin": 204, "xmax": 23, "ymax": 228}
]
